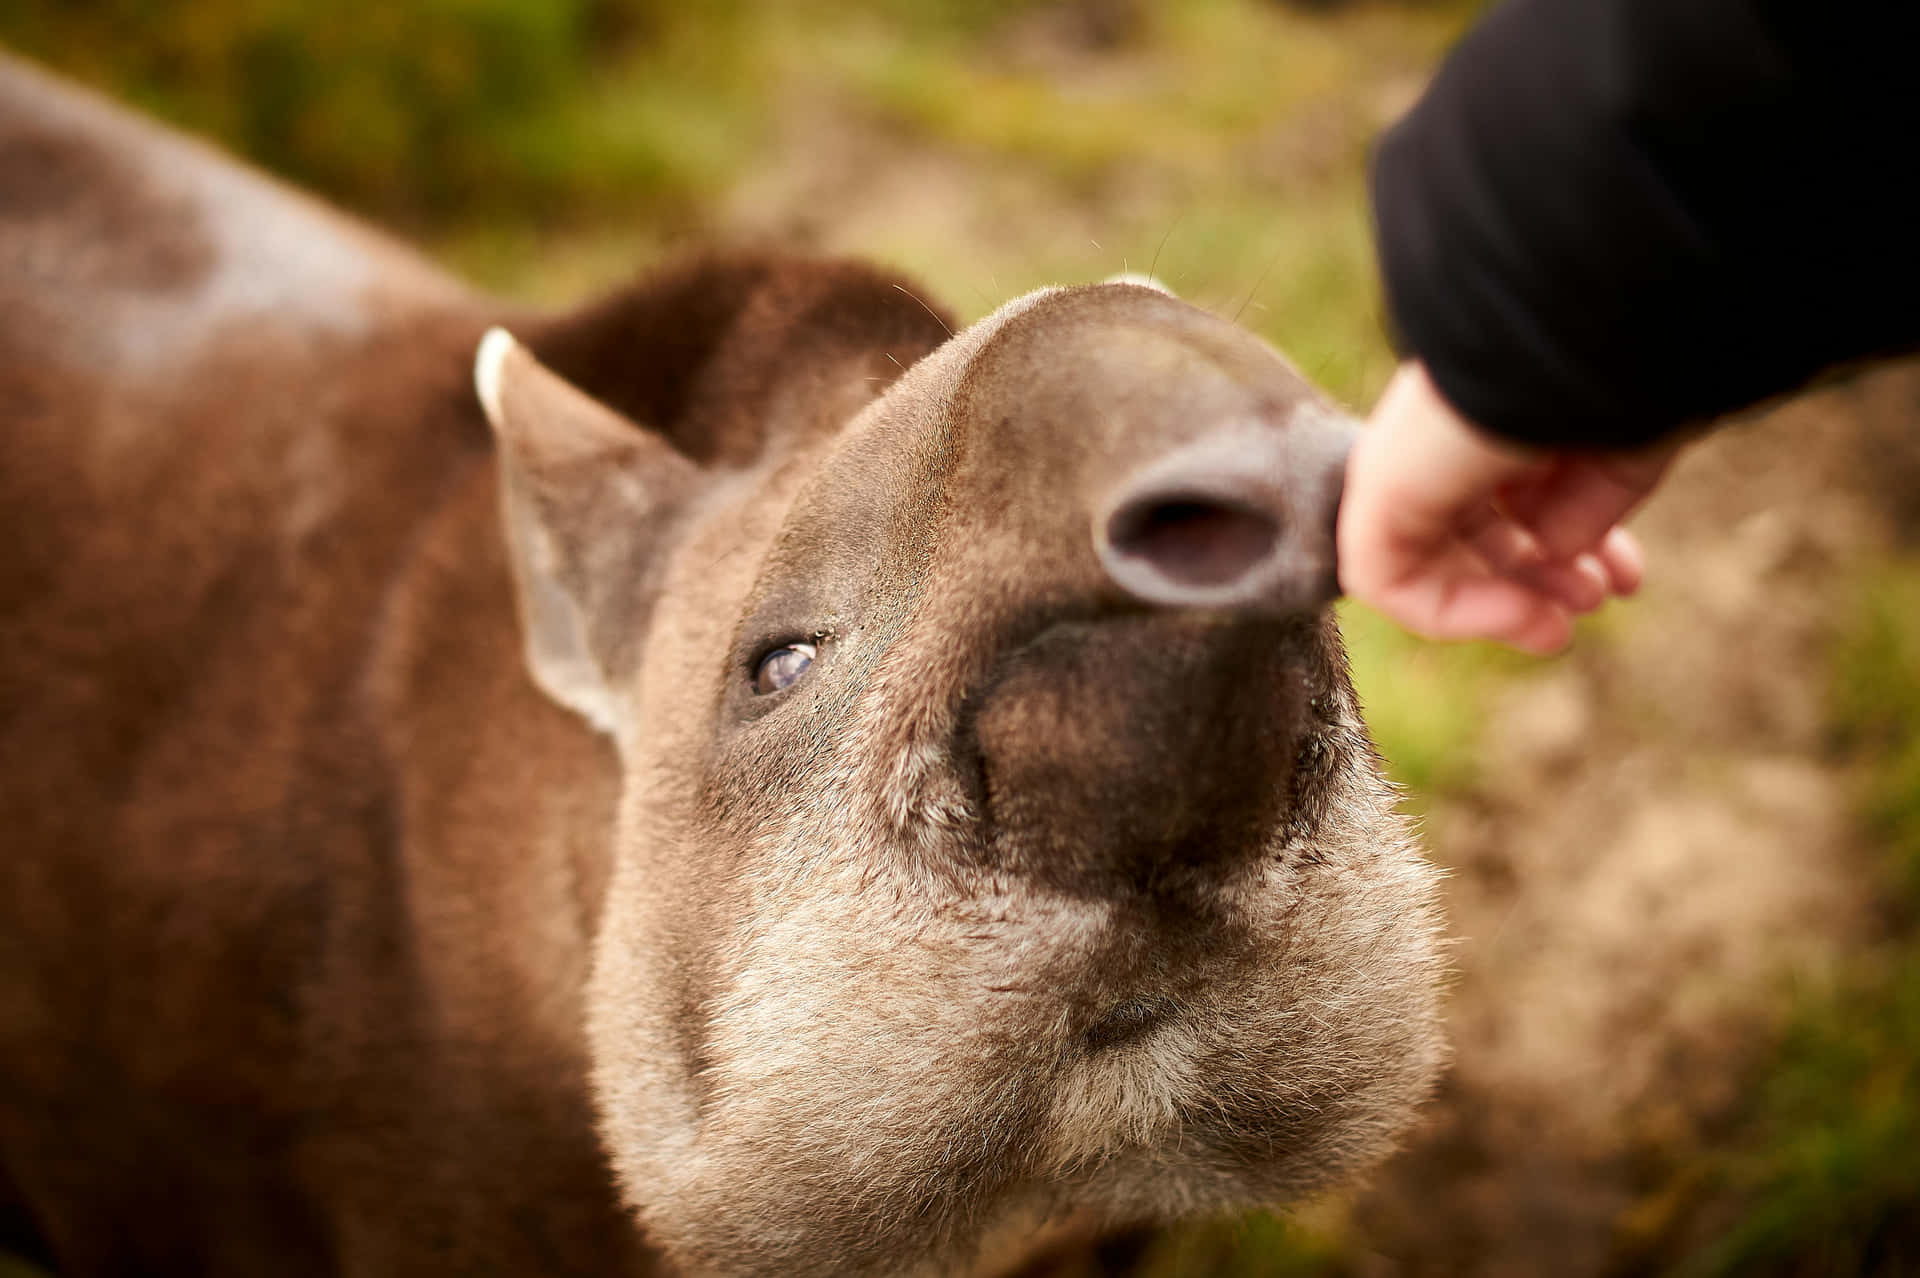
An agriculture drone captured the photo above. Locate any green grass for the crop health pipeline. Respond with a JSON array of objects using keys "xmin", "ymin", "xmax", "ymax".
[
  {"xmin": 1133, "ymin": 1207, "xmax": 1353, "ymax": 1278},
  {"xmin": 1830, "ymin": 565, "xmax": 1920, "ymax": 907},
  {"xmin": 414, "ymin": 0, "xmax": 1458, "ymax": 411},
  {"xmin": 1, "ymin": 0, "xmax": 1466, "ymax": 240},
  {"xmin": 824, "ymin": 0, "xmax": 1460, "ymax": 190},
  {"xmin": 3, "ymin": 0, "xmax": 712, "ymax": 221},
  {"xmin": 1677, "ymin": 959, "xmax": 1920, "ymax": 1277},
  {"xmin": 1339, "ymin": 601, "xmax": 1537, "ymax": 797},
  {"xmin": 1664, "ymin": 560, "xmax": 1920, "ymax": 1278}
]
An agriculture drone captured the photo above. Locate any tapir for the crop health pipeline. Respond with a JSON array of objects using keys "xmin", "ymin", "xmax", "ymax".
[{"xmin": 0, "ymin": 52, "xmax": 1444, "ymax": 1278}]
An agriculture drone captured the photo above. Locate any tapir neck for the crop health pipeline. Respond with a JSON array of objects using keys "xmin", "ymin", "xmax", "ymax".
[
  {"xmin": 371, "ymin": 444, "xmax": 624, "ymax": 1059},
  {"xmin": 359, "ymin": 427, "xmax": 649, "ymax": 1270}
]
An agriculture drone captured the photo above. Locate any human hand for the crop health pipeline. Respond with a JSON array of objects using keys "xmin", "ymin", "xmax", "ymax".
[{"xmin": 1337, "ymin": 362, "xmax": 1675, "ymax": 654}]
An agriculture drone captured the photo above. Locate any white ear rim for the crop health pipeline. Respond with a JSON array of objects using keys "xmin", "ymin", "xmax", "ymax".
[
  {"xmin": 474, "ymin": 324, "xmax": 626, "ymax": 742},
  {"xmin": 475, "ymin": 326, "xmax": 517, "ymax": 428}
]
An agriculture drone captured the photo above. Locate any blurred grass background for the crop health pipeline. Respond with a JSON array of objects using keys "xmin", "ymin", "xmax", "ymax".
[
  {"xmin": 1691, "ymin": 565, "xmax": 1920, "ymax": 1278},
  {"xmin": 4, "ymin": 2, "xmax": 1917, "ymax": 1274}
]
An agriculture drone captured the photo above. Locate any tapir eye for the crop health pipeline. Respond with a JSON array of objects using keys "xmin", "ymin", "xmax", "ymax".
[{"xmin": 752, "ymin": 642, "xmax": 817, "ymax": 695}]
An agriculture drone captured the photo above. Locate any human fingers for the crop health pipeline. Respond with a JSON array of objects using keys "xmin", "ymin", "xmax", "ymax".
[
  {"xmin": 1343, "ymin": 509, "xmax": 1577, "ymax": 651},
  {"xmin": 1467, "ymin": 515, "xmax": 1607, "ymax": 613},
  {"xmin": 1340, "ymin": 361, "xmax": 1617, "ymax": 653},
  {"xmin": 1596, "ymin": 525, "xmax": 1644, "ymax": 595},
  {"xmin": 1338, "ymin": 363, "xmax": 1540, "ymax": 599},
  {"xmin": 1500, "ymin": 447, "xmax": 1677, "ymax": 563},
  {"xmin": 1358, "ymin": 536, "xmax": 1574, "ymax": 653},
  {"xmin": 1473, "ymin": 517, "xmax": 1644, "ymax": 608}
]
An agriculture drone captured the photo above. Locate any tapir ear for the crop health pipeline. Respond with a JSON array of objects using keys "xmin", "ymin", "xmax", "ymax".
[{"xmin": 475, "ymin": 327, "xmax": 697, "ymax": 736}]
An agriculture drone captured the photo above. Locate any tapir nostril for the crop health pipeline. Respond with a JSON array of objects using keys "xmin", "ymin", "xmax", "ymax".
[
  {"xmin": 1093, "ymin": 414, "xmax": 1356, "ymax": 614},
  {"xmin": 1104, "ymin": 496, "xmax": 1279, "ymax": 591}
]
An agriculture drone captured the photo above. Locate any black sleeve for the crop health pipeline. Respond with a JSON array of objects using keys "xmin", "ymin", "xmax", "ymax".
[{"xmin": 1371, "ymin": 0, "xmax": 1920, "ymax": 452}]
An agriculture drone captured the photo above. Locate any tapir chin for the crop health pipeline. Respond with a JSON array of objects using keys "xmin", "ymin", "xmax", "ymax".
[{"xmin": 0, "ymin": 52, "xmax": 1444, "ymax": 1278}]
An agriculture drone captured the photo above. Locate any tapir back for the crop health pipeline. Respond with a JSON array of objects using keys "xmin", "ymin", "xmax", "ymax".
[
  {"xmin": 0, "ymin": 48, "xmax": 481, "ymax": 710},
  {"xmin": 0, "ymin": 55, "xmax": 651, "ymax": 1274}
]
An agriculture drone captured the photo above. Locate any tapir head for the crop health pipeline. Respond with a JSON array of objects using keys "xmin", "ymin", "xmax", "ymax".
[{"xmin": 476, "ymin": 261, "xmax": 1443, "ymax": 1278}]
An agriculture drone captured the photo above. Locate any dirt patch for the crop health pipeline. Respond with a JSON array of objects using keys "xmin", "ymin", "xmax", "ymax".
[{"xmin": 1341, "ymin": 363, "xmax": 1919, "ymax": 1277}]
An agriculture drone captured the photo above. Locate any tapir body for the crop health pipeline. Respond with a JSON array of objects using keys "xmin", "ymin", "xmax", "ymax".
[{"xmin": 0, "ymin": 54, "xmax": 1443, "ymax": 1278}]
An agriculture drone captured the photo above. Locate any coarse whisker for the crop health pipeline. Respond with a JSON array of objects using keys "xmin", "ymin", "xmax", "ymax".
[
  {"xmin": 1233, "ymin": 239, "xmax": 1286, "ymax": 324},
  {"xmin": 1148, "ymin": 213, "xmax": 1182, "ymax": 283},
  {"xmin": 892, "ymin": 284, "xmax": 954, "ymax": 338}
]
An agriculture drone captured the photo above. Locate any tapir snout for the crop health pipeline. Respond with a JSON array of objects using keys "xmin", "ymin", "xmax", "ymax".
[{"xmin": 898, "ymin": 283, "xmax": 1363, "ymax": 896}]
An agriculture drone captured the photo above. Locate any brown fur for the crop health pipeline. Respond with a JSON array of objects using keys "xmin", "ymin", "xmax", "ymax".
[{"xmin": 0, "ymin": 53, "xmax": 1444, "ymax": 1278}]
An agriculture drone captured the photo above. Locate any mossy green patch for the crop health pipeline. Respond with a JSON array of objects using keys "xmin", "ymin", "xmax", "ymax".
[
  {"xmin": 1666, "ymin": 558, "xmax": 1920, "ymax": 1277},
  {"xmin": 828, "ymin": 0, "xmax": 1461, "ymax": 192},
  {"xmin": 1338, "ymin": 601, "xmax": 1533, "ymax": 798},
  {"xmin": 1, "ymin": 0, "xmax": 1462, "ymax": 403},
  {"xmin": 3, "ymin": 0, "xmax": 694, "ymax": 220},
  {"xmin": 1830, "ymin": 563, "xmax": 1920, "ymax": 905},
  {"xmin": 1670, "ymin": 952, "xmax": 1920, "ymax": 1277},
  {"xmin": 1132, "ymin": 1208, "xmax": 1350, "ymax": 1278}
]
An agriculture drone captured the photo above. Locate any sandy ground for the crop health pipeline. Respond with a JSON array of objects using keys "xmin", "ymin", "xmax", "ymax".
[{"xmin": 1341, "ymin": 365, "xmax": 1920, "ymax": 1276}]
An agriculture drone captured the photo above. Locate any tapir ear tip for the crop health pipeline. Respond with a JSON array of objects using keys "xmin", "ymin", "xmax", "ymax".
[
  {"xmin": 1103, "ymin": 271, "xmax": 1175, "ymax": 297},
  {"xmin": 475, "ymin": 326, "xmax": 521, "ymax": 429}
]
